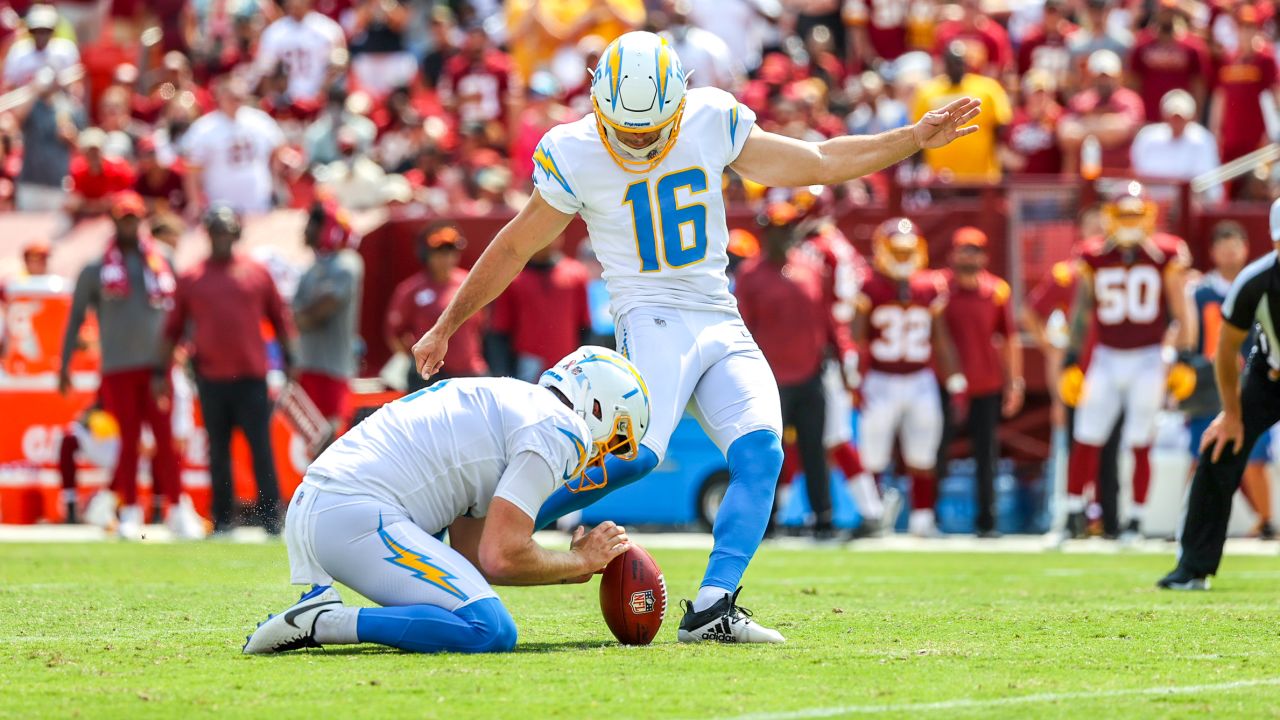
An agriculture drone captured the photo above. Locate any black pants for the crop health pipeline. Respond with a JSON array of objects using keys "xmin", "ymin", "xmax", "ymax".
[
  {"xmin": 1067, "ymin": 407, "xmax": 1124, "ymax": 535},
  {"xmin": 937, "ymin": 393, "xmax": 1003, "ymax": 533},
  {"xmin": 1179, "ymin": 359, "xmax": 1280, "ymax": 575},
  {"xmin": 196, "ymin": 377, "xmax": 280, "ymax": 530},
  {"xmin": 779, "ymin": 372, "xmax": 831, "ymax": 527}
]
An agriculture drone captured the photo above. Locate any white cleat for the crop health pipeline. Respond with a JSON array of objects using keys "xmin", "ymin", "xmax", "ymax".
[
  {"xmin": 908, "ymin": 509, "xmax": 941, "ymax": 538},
  {"xmin": 243, "ymin": 586, "xmax": 344, "ymax": 655},
  {"xmin": 677, "ymin": 587, "xmax": 785, "ymax": 644},
  {"xmin": 117, "ymin": 504, "xmax": 144, "ymax": 541},
  {"xmin": 84, "ymin": 490, "xmax": 119, "ymax": 530},
  {"xmin": 165, "ymin": 494, "xmax": 209, "ymax": 540},
  {"xmin": 878, "ymin": 487, "xmax": 904, "ymax": 536}
]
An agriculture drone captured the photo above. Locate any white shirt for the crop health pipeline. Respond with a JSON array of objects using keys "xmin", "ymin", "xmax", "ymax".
[
  {"xmin": 687, "ymin": 0, "xmax": 775, "ymax": 72},
  {"xmin": 304, "ymin": 378, "xmax": 593, "ymax": 534},
  {"xmin": 256, "ymin": 12, "xmax": 345, "ymax": 103},
  {"xmin": 531, "ymin": 87, "xmax": 756, "ymax": 317},
  {"xmin": 3, "ymin": 37, "xmax": 80, "ymax": 88},
  {"xmin": 182, "ymin": 107, "xmax": 285, "ymax": 213},
  {"xmin": 663, "ymin": 27, "xmax": 743, "ymax": 91},
  {"xmin": 1130, "ymin": 121, "xmax": 1222, "ymax": 202}
]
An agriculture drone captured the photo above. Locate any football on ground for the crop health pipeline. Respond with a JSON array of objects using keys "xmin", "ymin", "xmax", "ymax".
[
  {"xmin": 4, "ymin": 541, "xmax": 1279, "ymax": 718},
  {"xmin": 599, "ymin": 544, "xmax": 666, "ymax": 645}
]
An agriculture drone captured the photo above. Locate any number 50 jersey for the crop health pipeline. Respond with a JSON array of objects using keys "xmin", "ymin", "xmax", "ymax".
[
  {"xmin": 1078, "ymin": 234, "xmax": 1190, "ymax": 350},
  {"xmin": 856, "ymin": 270, "xmax": 949, "ymax": 375},
  {"xmin": 531, "ymin": 87, "xmax": 756, "ymax": 317}
]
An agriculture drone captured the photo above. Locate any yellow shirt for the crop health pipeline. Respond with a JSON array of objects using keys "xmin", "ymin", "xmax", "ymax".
[
  {"xmin": 506, "ymin": 0, "xmax": 646, "ymax": 82},
  {"xmin": 911, "ymin": 73, "xmax": 1012, "ymax": 182}
]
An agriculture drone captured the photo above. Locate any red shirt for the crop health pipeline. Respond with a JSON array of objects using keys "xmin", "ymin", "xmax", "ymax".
[
  {"xmin": 490, "ymin": 257, "xmax": 592, "ymax": 366},
  {"xmin": 1067, "ymin": 87, "xmax": 1146, "ymax": 170},
  {"xmin": 857, "ymin": 270, "xmax": 947, "ymax": 375},
  {"xmin": 799, "ymin": 226, "xmax": 864, "ymax": 359},
  {"xmin": 1007, "ymin": 105, "xmax": 1063, "ymax": 174},
  {"xmin": 846, "ymin": 0, "xmax": 910, "ymax": 61},
  {"xmin": 1079, "ymin": 233, "xmax": 1190, "ymax": 350},
  {"xmin": 1017, "ymin": 23, "xmax": 1076, "ymax": 76},
  {"xmin": 68, "ymin": 155, "xmax": 136, "ymax": 200},
  {"xmin": 134, "ymin": 165, "xmax": 187, "ymax": 210},
  {"xmin": 735, "ymin": 252, "xmax": 831, "ymax": 386},
  {"xmin": 165, "ymin": 255, "xmax": 293, "ymax": 381},
  {"xmin": 1130, "ymin": 31, "xmax": 1208, "ymax": 121},
  {"xmin": 385, "ymin": 268, "xmax": 487, "ymax": 377},
  {"xmin": 1215, "ymin": 47, "xmax": 1278, "ymax": 159},
  {"xmin": 1028, "ymin": 261, "xmax": 1077, "ymax": 320},
  {"xmin": 940, "ymin": 269, "xmax": 1014, "ymax": 397},
  {"xmin": 439, "ymin": 50, "xmax": 513, "ymax": 124},
  {"xmin": 933, "ymin": 19, "xmax": 1012, "ymax": 74}
]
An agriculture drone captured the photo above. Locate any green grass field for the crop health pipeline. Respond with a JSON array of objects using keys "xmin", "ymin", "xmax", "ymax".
[{"xmin": 2, "ymin": 541, "xmax": 1279, "ymax": 719}]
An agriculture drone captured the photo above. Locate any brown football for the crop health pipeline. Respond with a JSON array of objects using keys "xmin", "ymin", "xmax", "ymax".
[{"xmin": 599, "ymin": 545, "xmax": 666, "ymax": 645}]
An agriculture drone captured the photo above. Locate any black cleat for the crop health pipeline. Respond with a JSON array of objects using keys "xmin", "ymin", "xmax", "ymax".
[
  {"xmin": 676, "ymin": 587, "xmax": 784, "ymax": 643},
  {"xmin": 1156, "ymin": 566, "xmax": 1209, "ymax": 591}
]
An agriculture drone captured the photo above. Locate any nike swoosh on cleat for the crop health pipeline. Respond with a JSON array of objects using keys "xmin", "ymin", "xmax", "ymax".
[{"xmin": 283, "ymin": 600, "xmax": 341, "ymax": 629}]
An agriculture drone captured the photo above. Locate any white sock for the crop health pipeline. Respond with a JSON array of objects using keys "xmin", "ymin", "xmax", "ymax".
[
  {"xmin": 1130, "ymin": 504, "xmax": 1145, "ymax": 523},
  {"xmin": 692, "ymin": 586, "xmax": 729, "ymax": 613},
  {"xmin": 313, "ymin": 607, "xmax": 360, "ymax": 645},
  {"xmin": 1066, "ymin": 495, "xmax": 1087, "ymax": 514},
  {"xmin": 850, "ymin": 473, "xmax": 883, "ymax": 520}
]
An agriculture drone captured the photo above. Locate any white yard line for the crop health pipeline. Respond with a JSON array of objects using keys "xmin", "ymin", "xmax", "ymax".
[{"xmin": 718, "ymin": 677, "xmax": 1280, "ymax": 720}]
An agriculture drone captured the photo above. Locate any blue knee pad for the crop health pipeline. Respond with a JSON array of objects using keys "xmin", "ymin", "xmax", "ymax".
[
  {"xmin": 535, "ymin": 445, "xmax": 660, "ymax": 530},
  {"xmin": 702, "ymin": 429, "xmax": 783, "ymax": 592},
  {"xmin": 356, "ymin": 597, "xmax": 517, "ymax": 653}
]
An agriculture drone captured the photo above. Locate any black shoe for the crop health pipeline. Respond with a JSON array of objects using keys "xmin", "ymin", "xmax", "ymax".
[
  {"xmin": 1260, "ymin": 521, "xmax": 1276, "ymax": 541},
  {"xmin": 676, "ymin": 587, "xmax": 785, "ymax": 643},
  {"xmin": 976, "ymin": 528, "xmax": 1002, "ymax": 539},
  {"xmin": 1065, "ymin": 512, "xmax": 1087, "ymax": 540},
  {"xmin": 1156, "ymin": 566, "xmax": 1209, "ymax": 591}
]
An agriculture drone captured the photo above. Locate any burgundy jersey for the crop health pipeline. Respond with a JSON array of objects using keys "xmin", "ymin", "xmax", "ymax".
[
  {"xmin": 857, "ymin": 270, "xmax": 947, "ymax": 374},
  {"xmin": 800, "ymin": 226, "xmax": 866, "ymax": 358},
  {"xmin": 1079, "ymin": 233, "xmax": 1190, "ymax": 350}
]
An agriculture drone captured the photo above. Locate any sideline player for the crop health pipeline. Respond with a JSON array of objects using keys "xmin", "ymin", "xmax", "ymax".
[
  {"xmin": 410, "ymin": 31, "xmax": 980, "ymax": 642},
  {"xmin": 1159, "ymin": 200, "xmax": 1280, "ymax": 589},
  {"xmin": 243, "ymin": 347, "xmax": 650, "ymax": 654},
  {"xmin": 1063, "ymin": 183, "xmax": 1193, "ymax": 540},
  {"xmin": 851, "ymin": 218, "xmax": 967, "ymax": 537}
]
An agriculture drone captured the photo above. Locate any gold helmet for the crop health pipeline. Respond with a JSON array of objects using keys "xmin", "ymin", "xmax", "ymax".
[
  {"xmin": 1101, "ymin": 181, "xmax": 1157, "ymax": 247},
  {"xmin": 872, "ymin": 217, "xmax": 927, "ymax": 280}
]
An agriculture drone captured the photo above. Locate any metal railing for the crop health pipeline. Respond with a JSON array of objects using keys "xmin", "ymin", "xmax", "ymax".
[{"xmin": 1192, "ymin": 142, "xmax": 1280, "ymax": 194}]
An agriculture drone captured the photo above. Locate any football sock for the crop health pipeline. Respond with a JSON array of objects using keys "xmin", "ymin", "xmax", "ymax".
[
  {"xmin": 534, "ymin": 445, "xmax": 660, "ymax": 531},
  {"xmin": 700, "ymin": 429, "xmax": 782, "ymax": 594},
  {"xmin": 314, "ymin": 606, "xmax": 359, "ymax": 644},
  {"xmin": 830, "ymin": 442, "xmax": 864, "ymax": 478},
  {"xmin": 780, "ymin": 442, "xmax": 800, "ymax": 485},
  {"xmin": 1131, "ymin": 445, "xmax": 1152, "ymax": 506},
  {"xmin": 1066, "ymin": 494, "xmax": 1087, "ymax": 514},
  {"xmin": 1129, "ymin": 504, "xmax": 1145, "ymax": 523},
  {"xmin": 909, "ymin": 471, "xmax": 935, "ymax": 510},
  {"xmin": 1068, "ymin": 442, "xmax": 1100, "ymax": 499},
  {"xmin": 355, "ymin": 598, "xmax": 517, "ymax": 654},
  {"xmin": 692, "ymin": 586, "xmax": 729, "ymax": 613},
  {"xmin": 849, "ymin": 473, "xmax": 883, "ymax": 520}
]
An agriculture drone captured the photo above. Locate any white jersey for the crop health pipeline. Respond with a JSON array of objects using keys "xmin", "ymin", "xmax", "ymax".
[
  {"xmin": 304, "ymin": 378, "xmax": 593, "ymax": 534},
  {"xmin": 181, "ymin": 107, "xmax": 285, "ymax": 214},
  {"xmin": 531, "ymin": 87, "xmax": 756, "ymax": 317},
  {"xmin": 3, "ymin": 37, "xmax": 80, "ymax": 88},
  {"xmin": 256, "ymin": 12, "xmax": 346, "ymax": 103}
]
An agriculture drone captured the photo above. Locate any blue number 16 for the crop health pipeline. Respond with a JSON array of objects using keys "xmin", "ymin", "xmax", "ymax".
[{"xmin": 623, "ymin": 167, "xmax": 709, "ymax": 272}]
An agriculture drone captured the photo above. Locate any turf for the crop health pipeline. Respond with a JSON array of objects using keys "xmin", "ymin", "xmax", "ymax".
[{"xmin": 2, "ymin": 542, "xmax": 1279, "ymax": 720}]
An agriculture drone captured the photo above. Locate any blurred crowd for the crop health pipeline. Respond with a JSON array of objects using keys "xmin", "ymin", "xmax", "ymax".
[{"xmin": 4, "ymin": 0, "xmax": 1280, "ymax": 225}]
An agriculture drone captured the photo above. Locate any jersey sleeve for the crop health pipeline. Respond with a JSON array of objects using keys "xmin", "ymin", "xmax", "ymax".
[
  {"xmin": 493, "ymin": 450, "xmax": 558, "ymax": 521},
  {"xmin": 530, "ymin": 135, "xmax": 582, "ymax": 215},
  {"xmin": 1221, "ymin": 259, "xmax": 1270, "ymax": 331},
  {"xmin": 508, "ymin": 418, "xmax": 590, "ymax": 490}
]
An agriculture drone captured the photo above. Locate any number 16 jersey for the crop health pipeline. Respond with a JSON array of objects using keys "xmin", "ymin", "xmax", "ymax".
[
  {"xmin": 857, "ymin": 270, "xmax": 949, "ymax": 375},
  {"xmin": 1078, "ymin": 234, "xmax": 1189, "ymax": 350},
  {"xmin": 530, "ymin": 87, "xmax": 757, "ymax": 317}
]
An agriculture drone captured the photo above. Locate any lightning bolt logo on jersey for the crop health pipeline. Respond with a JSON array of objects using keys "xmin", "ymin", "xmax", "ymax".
[
  {"xmin": 531, "ymin": 86, "xmax": 756, "ymax": 318},
  {"xmin": 377, "ymin": 515, "xmax": 468, "ymax": 601}
]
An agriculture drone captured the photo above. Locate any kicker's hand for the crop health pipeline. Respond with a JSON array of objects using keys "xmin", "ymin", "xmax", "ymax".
[
  {"xmin": 912, "ymin": 97, "xmax": 982, "ymax": 150},
  {"xmin": 570, "ymin": 521, "xmax": 631, "ymax": 575},
  {"xmin": 411, "ymin": 328, "xmax": 450, "ymax": 380}
]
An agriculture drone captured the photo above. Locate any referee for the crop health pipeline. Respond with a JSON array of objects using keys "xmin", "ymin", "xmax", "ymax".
[{"xmin": 1159, "ymin": 200, "xmax": 1280, "ymax": 590}]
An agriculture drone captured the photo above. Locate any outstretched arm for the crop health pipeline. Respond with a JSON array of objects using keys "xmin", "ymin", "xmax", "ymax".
[
  {"xmin": 730, "ymin": 97, "xmax": 981, "ymax": 187},
  {"xmin": 412, "ymin": 191, "xmax": 574, "ymax": 377}
]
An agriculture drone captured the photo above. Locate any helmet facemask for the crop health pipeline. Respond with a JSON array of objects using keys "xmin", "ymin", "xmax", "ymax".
[
  {"xmin": 566, "ymin": 413, "xmax": 640, "ymax": 493},
  {"xmin": 593, "ymin": 95, "xmax": 686, "ymax": 173}
]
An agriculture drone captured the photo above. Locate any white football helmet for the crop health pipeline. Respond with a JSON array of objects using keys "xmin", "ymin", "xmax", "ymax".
[
  {"xmin": 539, "ymin": 346, "xmax": 651, "ymax": 492},
  {"xmin": 590, "ymin": 31, "xmax": 689, "ymax": 173}
]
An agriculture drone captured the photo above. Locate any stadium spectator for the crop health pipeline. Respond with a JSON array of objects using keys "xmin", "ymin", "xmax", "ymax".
[
  {"xmin": 133, "ymin": 52, "xmax": 214, "ymax": 127},
  {"xmin": 419, "ymin": 4, "xmax": 460, "ymax": 88},
  {"xmin": 488, "ymin": 237, "xmax": 591, "ymax": 382},
  {"xmin": 687, "ymin": 0, "xmax": 773, "ymax": 74},
  {"xmin": 735, "ymin": 202, "xmax": 834, "ymax": 539},
  {"xmin": 657, "ymin": 0, "xmax": 742, "ymax": 91},
  {"xmin": 158, "ymin": 206, "xmax": 294, "ymax": 534},
  {"xmin": 1066, "ymin": 0, "xmax": 1132, "ymax": 78},
  {"xmin": 2, "ymin": 5, "xmax": 79, "ymax": 91},
  {"xmin": 133, "ymin": 136, "xmax": 187, "ymax": 214},
  {"xmin": 59, "ymin": 192, "xmax": 189, "ymax": 540},
  {"xmin": 304, "ymin": 85, "xmax": 378, "ymax": 166},
  {"xmin": 845, "ymin": 70, "xmax": 911, "ymax": 136},
  {"xmin": 937, "ymin": 227, "xmax": 1023, "ymax": 538},
  {"xmin": 404, "ymin": 139, "xmax": 467, "ymax": 213},
  {"xmin": 347, "ymin": 0, "xmax": 418, "ymax": 96},
  {"xmin": 293, "ymin": 200, "xmax": 364, "ymax": 430},
  {"xmin": 931, "ymin": 0, "xmax": 1013, "ymax": 78},
  {"xmin": 1016, "ymin": 0, "xmax": 1075, "ymax": 83},
  {"xmin": 255, "ymin": 0, "xmax": 347, "ymax": 105},
  {"xmin": 1209, "ymin": 5, "xmax": 1279, "ymax": 166},
  {"xmin": 181, "ymin": 75, "xmax": 286, "ymax": 215},
  {"xmin": 12, "ymin": 67, "xmax": 86, "ymax": 212},
  {"xmin": 505, "ymin": 0, "xmax": 645, "ymax": 84},
  {"xmin": 1002, "ymin": 69, "xmax": 1064, "ymax": 175},
  {"xmin": 312, "ymin": 126, "xmax": 411, "ymax": 209},
  {"xmin": 95, "ymin": 85, "xmax": 137, "ymax": 159},
  {"xmin": 844, "ymin": 0, "xmax": 912, "ymax": 67},
  {"xmin": 510, "ymin": 72, "xmax": 573, "ymax": 184},
  {"xmin": 439, "ymin": 23, "xmax": 513, "ymax": 129},
  {"xmin": 912, "ymin": 41, "xmax": 1012, "ymax": 182},
  {"xmin": 385, "ymin": 224, "xmax": 487, "ymax": 391},
  {"xmin": 1058, "ymin": 49, "xmax": 1145, "ymax": 173},
  {"xmin": 65, "ymin": 128, "xmax": 136, "ymax": 219},
  {"xmin": 1130, "ymin": 90, "xmax": 1222, "ymax": 201},
  {"xmin": 1129, "ymin": 0, "xmax": 1209, "ymax": 123}
]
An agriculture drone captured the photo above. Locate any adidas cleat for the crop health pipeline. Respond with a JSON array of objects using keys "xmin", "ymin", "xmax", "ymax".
[
  {"xmin": 1156, "ymin": 567, "xmax": 1209, "ymax": 591},
  {"xmin": 243, "ymin": 585, "xmax": 343, "ymax": 654},
  {"xmin": 677, "ymin": 587, "xmax": 784, "ymax": 644}
]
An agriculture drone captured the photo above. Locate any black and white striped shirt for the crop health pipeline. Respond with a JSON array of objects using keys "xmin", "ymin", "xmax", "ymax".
[{"xmin": 1222, "ymin": 251, "xmax": 1280, "ymax": 372}]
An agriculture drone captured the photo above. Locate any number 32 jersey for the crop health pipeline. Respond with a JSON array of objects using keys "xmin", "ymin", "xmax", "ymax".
[
  {"xmin": 531, "ymin": 87, "xmax": 756, "ymax": 317},
  {"xmin": 857, "ymin": 270, "xmax": 948, "ymax": 375},
  {"xmin": 1078, "ymin": 234, "xmax": 1189, "ymax": 350}
]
